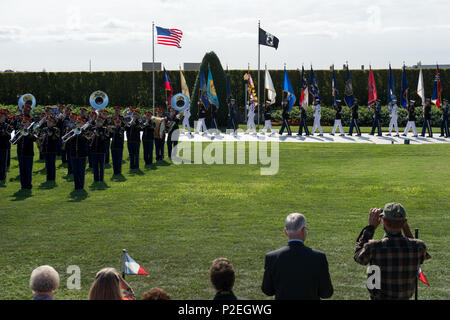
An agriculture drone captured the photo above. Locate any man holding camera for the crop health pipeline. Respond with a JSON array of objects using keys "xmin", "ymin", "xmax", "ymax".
[{"xmin": 354, "ymin": 203, "xmax": 431, "ymax": 300}]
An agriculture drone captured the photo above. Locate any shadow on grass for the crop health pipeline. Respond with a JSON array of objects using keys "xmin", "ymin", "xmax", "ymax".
[
  {"xmin": 33, "ymin": 167, "xmax": 47, "ymax": 175},
  {"xmin": 68, "ymin": 189, "xmax": 88, "ymax": 202},
  {"xmin": 38, "ymin": 181, "xmax": 57, "ymax": 190},
  {"xmin": 155, "ymin": 160, "xmax": 170, "ymax": 167},
  {"xmin": 9, "ymin": 175, "xmax": 20, "ymax": 182},
  {"xmin": 105, "ymin": 163, "xmax": 112, "ymax": 169},
  {"xmin": 127, "ymin": 168, "xmax": 145, "ymax": 176},
  {"xmin": 110, "ymin": 174, "xmax": 126, "ymax": 182},
  {"xmin": 62, "ymin": 174, "xmax": 74, "ymax": 182},
  {"xmin": 10, "ymin": 189, "xmax": 32, "ymax": 201},
  {"xmin": 144, "ymin": 164, "xmax": 157, "ymax": 171},
  {"xmin": 89, "ymin": 181, "xmax": 110, "ymax": 191},
  {"xmin": 0, "ymin": 180, "xmax": 6, "ymax": 188}
]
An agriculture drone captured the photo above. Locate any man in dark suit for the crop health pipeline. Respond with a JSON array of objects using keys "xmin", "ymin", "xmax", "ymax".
[{"xmin": 261, "ymin": 213, "xmax": 333, "ymax": 300}]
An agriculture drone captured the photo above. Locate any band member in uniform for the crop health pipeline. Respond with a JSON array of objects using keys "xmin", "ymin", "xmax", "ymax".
[
  {"xmin": 166, "ymin": 108, "xmax": 180, "ymax": 159},
  {"xmin": 40, "ymin": 115, "xmax": 60, "ymax": 182},
  {"xmin": 421, "ymin": 98, "xmax": 433, "ymax": 137},
  {"xmin": 246, "ymin": 99, "xmax": 257, "ymax": 134},
  {"xmin": 348, "ymin": 98, "xmax": 361, "ymax": 136},
  {"xmin": 402, "ymin": 100, "xmax": 418, "ymax": 137},
  {"xmin": 387, "ymin": 98, "xmax": 400, "ymax": 137},
  {"xmin": 331, "ymin": 100, "xmax": 345, "ymax": 136},
  {"xmin": 90, "ymin": 116, "xmax": 108, "ymax": 182},
  {"xmin": 99, "ymin": 109, "xmax": 111, "ymax": 165},
  {"xmin": 297, "ymin": 102, "xmax": 310, "ymax": 136},
  {"xmin": 196, "ymin": 102, "xmax": 208, "ymax": 135},
  {"xmin": 109, "ymin": 116, "xmax": 125, "ymax": 175},
  {"xmin": 0, "ymin": 110, "xmax": 12, "ymax": 184},
  {"xmin": 125, "ymin": 109, "xmax": 142, "ymax": 169},
  {"xmin": 227, "ymin": 98, "xmax": 237, "ymax": 135},
  {"xmin": 142, "ymin": 111, "xmax": 155, "ymax": 166},
  {"xmin": 279, "ymin": 98, "xmax": 292, "ymax": 136},
  {"xmin": 154, "ymin": 108, "xmax": 166, "ymax": 161},
  {"xmin": 112, "ymin": 106, "xmax": 123, "ymax": 123},
  {"xmin": 79, "ymin": 107, "xmax": 88, "ymax": 122},
  {"xmin": 370, "ymin": 99, "xmax": 382, "ymax": 136},
  {"xmin": 66, "ymin": 117, "xmax": 89, "ymax": 190},
  {"xmin": 181, "ymin": 104, "xmax": 192, "ymax": 136},
  {"xmin": 59, "ymin": 107, "xmax": 72, "ymax": 164},
  {"xmin": 87, "ymin": 110, "xmax": 97, "ymax": 169},
  {"xmin": 210, "ymin": 103, "xmax": 219, "ymax": 134},
  {"xmin": 17, "ymin": 117, "xmax": 37, "ymax": 190},
  {"xmin": 440, "ymin": 99, "xmax": 449, "ymax": 138},
  {"xmin": 311, "ymin": 98, "xmax": 323, "ymax": 136},
  {"xmin": 261, "ymin": 101, "xmax": 275, "ymax": 135}
]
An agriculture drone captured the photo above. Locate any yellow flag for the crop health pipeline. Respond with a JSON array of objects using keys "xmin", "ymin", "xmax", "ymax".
[{"xmin": 180, "ymin": 70, "xmax": 190, "ymax": 100}]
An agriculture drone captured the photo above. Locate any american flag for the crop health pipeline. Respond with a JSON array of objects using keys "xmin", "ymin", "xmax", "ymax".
[{"xmin": 156, "ymin": 26, "xmax": 183, "ymax": 48}]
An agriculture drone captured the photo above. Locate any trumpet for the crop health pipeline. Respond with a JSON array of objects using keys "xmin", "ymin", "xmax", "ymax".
[{"xmin": 62, "ymin": 122, "xmax": 91, "ymax": 143}]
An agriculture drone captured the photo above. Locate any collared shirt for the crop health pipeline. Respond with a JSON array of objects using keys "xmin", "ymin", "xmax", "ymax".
[{"xmin": 354, "ymin": 225, "xmax": 431, "ymax": 300}]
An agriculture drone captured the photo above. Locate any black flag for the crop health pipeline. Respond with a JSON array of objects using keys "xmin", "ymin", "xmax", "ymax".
[{"xmin": 258, "ymin": 27, "xmax": 279, "ymax": 49}]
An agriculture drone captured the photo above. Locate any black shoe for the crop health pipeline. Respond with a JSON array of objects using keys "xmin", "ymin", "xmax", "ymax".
[
  {"xmin": 394, "ymin": 134, "xmax": 400, "ymax": 137},
  {"xmin": 330, "ymin": 133, "xmax": 334, "ymax": 136},
  {"xmin": 402, "ymin": 134, "xmax": 407, "ymax": 136},
  {"xmin": 297, "ymin": 133, "xmax": 302, "ymax": 136},
  {"xmin": 347, "ymin": 133, "xmax": 352, "ymax": 136},
  {"xmin": 428, "ymin": 135, "xmax": 433, "ymax": 138},
  {"xmin": 369, "ymin": 133, "xmax": 374, "ymax": 136},
  {"xmin": 287, "ymin": 133, "xmax": 292, "ymax": 136},
  {"xmin": 356, "ymin": 134, "xmax": 362, "ymax": 136},
  {"xmin": 377, "ymin": 134, "xmax": 382, "ymax": 136},
  {"xmin": 420, "ymin": 134, "xmax": 425, "ymax": 137},
  {"xmin": 440, "ymin": 135, "xmax": 444, "ymax": 137},
  {"xmin": 386, "ymin": 133, "xmax": 391, "ymax": 136}
]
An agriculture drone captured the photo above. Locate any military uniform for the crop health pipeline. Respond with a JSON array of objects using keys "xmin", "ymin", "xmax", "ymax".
[
  {"xmin": 125, "ymin": 117, "xmax": 142, "ymax": 169},
  {"xmin": 297, "ymin": 106, "xmax": 310, "ymax": 136},
  {"xmin": 227, "ymin": 100, "xmax": 237, "ymax": 133},
  {"xmin": 181, "ymin": 107, "xmax": 192, "ymax": 135},
  {"xmin": 166, "ymin": 111, "xmax": 180, "ymax": 159},
  {"xmin": 387, "ymin": 101, "xmax": 399, "ymax": 136},
  {"xmin": 421, "ymin": 101, "xmax": 433, "ymax": 137},
  {"xmin": 90, "ymin": 124, "xmax": 108, "ymax": 181},
  {"xmin": 403, "ymin": 101, "xmax": 418, "ymax": 137},
  {"xmin": 279, "ymin": 101, "xmax": 292, "ymax": 135},
  {"xmin": 246, "ymin": 102, "xmax": 257, "ymax": 134},
  {"xmin": 349, "ymin": 101, "xmax": 361, "ymax": 136},
  {"xmin": 331, "ymin": 102, "xmax": 344, "ymax": 136},
  {"xmin": 440, "ymin": 100, "xmax": 449, "ymax": 137},
  {"xmin": 0, "ymin": 116, "xmax": 12, "ymax": 182},
  {"xmin": 370, "ymin": 101, "xmax": 382, "ymax": 136},
  {"xmin": 311, "ymin": 100, "xmax": 323, "ymax": 136},
  {"xmin": 210, "ymin": 104, "xmax": 219, "ymax": 133},
  {"xmin": 141, "ymin": 117, "xmax": 155, "ymax": 165},
  {"xmin": 17, "ymin": 126, "xmax": 36, "ymax": 189},
  {"xmin": 40, "ymin": 123, "xmax": 60, "ymax": 181},
  {"xmin": 66, "ymin": 122, "xmax": 89, "ymax": 190},
  {"xmin": 110, "ymin": 122, "xmax": 125, "ymax": 174},
  {"xmin": 262, "ymin": 104, "xmax": 275, "ymax": 134},
  {"xmin": 196, "ymin": 104, "xmax": 208, "ymax": 135}
]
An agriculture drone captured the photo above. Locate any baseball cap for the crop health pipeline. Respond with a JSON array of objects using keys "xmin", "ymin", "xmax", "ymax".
[{"xmin": 380, "ymin": 202, "xmax": 406, "ymax": 221}]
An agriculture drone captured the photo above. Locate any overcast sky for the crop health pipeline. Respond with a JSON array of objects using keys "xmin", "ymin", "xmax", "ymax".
[{"xmin": 1, "ymin": 0, "xmax": 449, "ymax": 72}]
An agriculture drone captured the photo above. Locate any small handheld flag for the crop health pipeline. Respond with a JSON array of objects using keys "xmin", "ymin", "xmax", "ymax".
[
  {"xmin": 418, "ymin": 268, "xmax": 430, "ymax": 286},
  {"xmin": 156, "ymin": 26, "xmax": 183, "ymax": 48},
  {"xmin": 122, "ymin": 249, "xmax": 148, "ymax": 276}
]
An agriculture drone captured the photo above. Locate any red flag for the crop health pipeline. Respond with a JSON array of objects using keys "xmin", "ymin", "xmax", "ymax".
[
  {"xmin": 368, "ymin": 67, "xmax": 377, "ymax": 110},
  {"xmin": 418, "ymin": 268, "xmax": 430, "ymax": 286}
]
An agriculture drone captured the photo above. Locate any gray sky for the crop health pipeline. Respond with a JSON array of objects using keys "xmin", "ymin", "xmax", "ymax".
[{"xmin": 1, "ymin": 0, "xmax": 449, "ymax": 71}]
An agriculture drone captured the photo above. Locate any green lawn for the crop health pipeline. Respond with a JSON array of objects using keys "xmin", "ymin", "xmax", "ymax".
[{"xmin": 0, "ymin": 142, "xmax": 449, "ymax": 300}]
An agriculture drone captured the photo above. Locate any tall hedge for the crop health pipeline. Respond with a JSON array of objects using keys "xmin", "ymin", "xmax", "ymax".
[{"xmin": 0, "ymin": 64, "xmax": 448, "ymax": 124}]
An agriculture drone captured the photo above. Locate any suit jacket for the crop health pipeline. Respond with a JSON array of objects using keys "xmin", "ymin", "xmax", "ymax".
[{"xmin": 261, "ymin": 241, "xmax": 333, "ymax": 300}]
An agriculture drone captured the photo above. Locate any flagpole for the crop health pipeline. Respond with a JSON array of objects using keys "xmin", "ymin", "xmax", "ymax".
[
  {"xmin": 263, "ymin": 63, "xmax": 267, "ymax": 108},
  {"xmin": 257, "ymin": 20, "xmax": 261, "ymax": 131},
  {"xmin": 122, "ymin": 249, "xmax": 127, "ymax": 279},
  {"xmin": 152, "ymin": 21, "xmax": 155, "ymax": 115}
]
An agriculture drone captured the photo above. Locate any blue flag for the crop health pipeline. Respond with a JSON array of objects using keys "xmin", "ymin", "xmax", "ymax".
[
  {"xmin": 387, "ymin": 64, "xmax": 396, "ymax": 104},
  {"xmin": 199, "ymin": 67, "xmax": 210, "ymax": 109},
  {"xmin": 400, "ymin": 64, "xmax": 408, "ymax": 108},
  {"xmin": 283, "ymin": 68, "xmax": 296, "ymax": 112},
  {"xmin": 344, "ymin": 64, "xmax": 354, "ymax": 108},
  {"xmin": 206, "ymin": 66, "xmax": 219, "ymax": 107},
  {"xmin": 331, "ymin": 65, "xmax": 339, "ymax": 107},
  {"xmin": 310, "ymin": 66, "xmax": 320, "ymax": 100}
]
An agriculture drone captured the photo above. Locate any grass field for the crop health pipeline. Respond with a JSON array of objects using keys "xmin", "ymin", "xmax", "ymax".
[{"xmin": 0, "ymin": 140, "xmax": 449, "ymax": 300}]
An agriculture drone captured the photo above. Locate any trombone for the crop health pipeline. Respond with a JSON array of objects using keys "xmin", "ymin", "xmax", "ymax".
[
  {"xmin": 62, "ymin": 122, "xmax": 91, "ymax": 144},
  {"xmin": 10, "ymin": 122, "xmax": 36, "ymax": 145}
]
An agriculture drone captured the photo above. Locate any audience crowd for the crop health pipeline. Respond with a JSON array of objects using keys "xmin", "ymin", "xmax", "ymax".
[{"xmin": 29, "ymin": 203, "xmax": 430, "ymax": 301}]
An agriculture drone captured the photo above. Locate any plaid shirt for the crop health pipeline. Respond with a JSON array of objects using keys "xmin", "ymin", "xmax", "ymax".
[{"xmin": 354, "ymin": 225, "xmax": 431, "ymax": 300}]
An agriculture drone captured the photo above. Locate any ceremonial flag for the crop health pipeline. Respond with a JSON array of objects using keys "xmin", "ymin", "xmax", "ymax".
[
  {"xmin": 264, "ymin": 67, "xmax": 276, "ymax": 105},
  {"xmin": 400, "ymin": 64, "xmax": 409, "ymax": 108},
  {"xmin": 226, "ymin": 67, "xmax": 232, "ymax": 103},
  {"xmin": 368, "ymin": 66, "xmax": 377, "ymax": 110},
  {"xmin": 417, "ymin": 64, "xmax": 425, "ymax": 106},
  {"xmin": 418, "ymin": 268, "xmax": 430, "ymax": 286},
  {"xmin": 180, "ymin": 70, "xmax": 190, "ymax": 100},
  {"xmin": 283, "ymin": 68, "xmax": 296, "ymax": 112},
  {"xmin": 156, "ymin": 26, "xmax": 183, "ymax": 48},
  {"xmin": 331, "ymin": 65, "xmax": 339, "ymax": 107},
  {"xmin": 122, "ymin": 250, "xmax": 148, "ymax": 276},
  {"xmin": 344, "ymin": 64, "xmax": 354, "ymax": 108},
  {"xmin": 258, "ymin": 27, "xmax": 279, "ymax": 49},
  {"xmin": 309, "ymin": 66, "xmax": 320, "ymax": 100},
  {"xmin": 431, "ymin": 65, "xmax": 443, "ymax": 108},
  {"xmin": 199, "ymin": 67, "xmax": 210, "ymax": 109},
  {"xmin": 300, "ymin": 66, "xmax": 309, "ymax": 110},
  {"xmin": 164, "ymin": 68, "xmax": 173, "ymax": 106},
  {"xmin": 206, "ymin": 66, "xmax": 219, "ymax": 106},
  {"xmin": 247, "ymin": 72, "xmax": 258, "ymax": 102},
  {"xmin": 387, "ymin": 64, "xmax": 396, "ymax": 104}
]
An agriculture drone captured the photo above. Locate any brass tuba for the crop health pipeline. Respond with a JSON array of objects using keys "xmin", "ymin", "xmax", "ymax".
[
  {"xmin": 89, "ymin": 91, "xmax": 109, "ymax": 110},
  {"xmin": 170, "ymin": 93, "xmax": 190, "ymax": 112},
  {"xmin": 18, "ymin": 93, "xmax": 36, "ymax": 111}
]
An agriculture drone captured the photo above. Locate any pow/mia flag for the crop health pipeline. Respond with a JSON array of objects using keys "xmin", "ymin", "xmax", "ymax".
[{"xmin": 258, "ymin": 27, "xmax": 279, "ymax": 49}]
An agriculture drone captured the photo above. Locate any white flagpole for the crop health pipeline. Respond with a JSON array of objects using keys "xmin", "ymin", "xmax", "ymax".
[
  {"xmin": 152, "ymin": 22, "xmax": 155, "ymax": 114},
  {"xmin": 257, "ymin": 20, "xmax": 261, "ymax": 130}
]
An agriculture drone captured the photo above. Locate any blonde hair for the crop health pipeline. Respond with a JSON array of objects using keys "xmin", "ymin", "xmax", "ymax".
[{"xmin": 88, "ymin": 268, "xmax": 122, "ymax": 300}]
